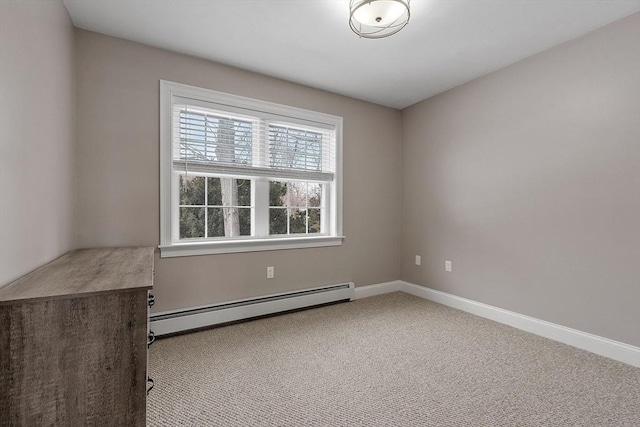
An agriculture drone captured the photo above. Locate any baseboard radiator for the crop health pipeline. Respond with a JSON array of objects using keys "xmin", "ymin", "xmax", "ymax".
[{"xmin": 150, "ymin": 282, "xmax": 355, "ymax": 336}]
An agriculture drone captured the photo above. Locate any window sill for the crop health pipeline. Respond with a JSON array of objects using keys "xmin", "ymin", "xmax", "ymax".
[{"xmin": 159, "ymin": 236, "xmax": 345, "ymax": 258}]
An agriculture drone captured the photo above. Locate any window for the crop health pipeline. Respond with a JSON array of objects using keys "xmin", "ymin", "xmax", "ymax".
[{"xmin": 160, "ymin": 81, "xmax": 343, "ymax": 257}]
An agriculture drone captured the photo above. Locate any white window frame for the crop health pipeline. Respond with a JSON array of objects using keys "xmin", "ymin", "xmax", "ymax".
[{"xmin": 159, "ymin": 80, "xmax": 344, "ymax": 258}]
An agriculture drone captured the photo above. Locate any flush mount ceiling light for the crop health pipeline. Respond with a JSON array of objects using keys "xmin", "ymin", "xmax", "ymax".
[{"xmin": 349, "ymin": 0, "xmax": 410, "ymax": 39}]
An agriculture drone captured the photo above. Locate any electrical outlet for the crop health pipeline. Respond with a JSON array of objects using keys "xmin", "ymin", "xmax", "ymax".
[
  {"xmin": 415, "ymin": 255, "xmax": 421, "ymax": 266},
  {"xmin": 266, "ymin": 266, "xmax": 275, "ymax": 279},
  {"xmin": 445, "ymin": 260, "xmax": 452, "ymax": 272}
]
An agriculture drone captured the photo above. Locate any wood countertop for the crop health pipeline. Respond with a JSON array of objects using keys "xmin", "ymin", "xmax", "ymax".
[{"xmin": 0, "ymin": 247, "xmax": 154, "ymax": 304}]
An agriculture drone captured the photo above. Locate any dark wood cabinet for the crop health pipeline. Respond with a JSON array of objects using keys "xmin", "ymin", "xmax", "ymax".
[{"xmin": 0, "ymin": 247, "xmax": 154, "ymax": 426}]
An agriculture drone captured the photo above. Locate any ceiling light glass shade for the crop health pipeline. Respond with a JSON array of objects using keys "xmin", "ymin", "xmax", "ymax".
[{"xmin": 349, "ymin": 0, "xmax": 410, "ymax": 39}]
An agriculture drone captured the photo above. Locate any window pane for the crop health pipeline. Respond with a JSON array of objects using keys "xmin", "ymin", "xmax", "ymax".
[
  {"xmin": 308, "ymin": 209, "xmax": 321, "ymax": 233},
  {"xmin": 178, "ymin": 111, "xmax": 252, "ymax": 166},
  {"xmin": 180, "ymin": 207, "xmax": 205, "ymax": 238},
  {"xmin": 207, "ymin": 177, "xmax": 222, "ymax": 206},
  {"xmin": 237, "ymin": 179, "xmax": 251, "ymax": 207},
  {"xmin": 207, "ymin": 208, "xmax": 224, "ymax": 237},
  {"xmin": 290, "ymin": 209, "xmax": 307, "ymax": 234},
  {"xmin": 208, "ymin": 177, "xmax": 252, "ymax": 207},
  {"xmin": 238, "ymin": 208, "xmax": 251, "ymax": 236},
  {"xmin": 269, "ymin": 126, "xmax": 322, "ymax": 172},
  {"xmin": 223, "ymin": 207, "xmax": 240, "ymax": 237},
  {"xmin": 308, "ymin": 183, "xmax": 322, "ymax": 207},
  {"xmin": 269, "ymin": 208, "xmax": 287, "ymax": 234},
  {"xmin": 269, "ymin": 181, "xmax": 287, "ymax": 207},
  {"xmin": 179, "ymin": 175, "xmax": 205, "ymax": 205},
  {"xmin": 208, "ymin": 207, "xmax": 252, "ymax": 237},
  {"xmin": 287, "ymin": 182, "xmax": 307, "ymax": 207}
]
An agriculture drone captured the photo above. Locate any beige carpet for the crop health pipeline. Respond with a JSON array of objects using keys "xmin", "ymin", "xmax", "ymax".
[{"xmin": 147, "ymin": 292, "xmax": 639, "ymax": 426}]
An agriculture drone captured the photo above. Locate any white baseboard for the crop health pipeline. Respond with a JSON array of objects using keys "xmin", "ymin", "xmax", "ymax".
[
  {"xmin": 354, "ymin": 281, "xmax": 640, "ymax": 367},
  {"xmin": 353, "ymin": 280, "xmax": 404, "ymax": 299}
]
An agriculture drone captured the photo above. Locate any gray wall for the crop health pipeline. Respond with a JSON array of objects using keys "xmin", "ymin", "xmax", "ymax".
[
  {"xmin": 0, "ymin": 0, "xmax": 75, "ymax": 286},
  {"xmin": 2, "ymin": 2, "xmax": 637, "ymax": 347},
  {"xmin": 401, "ymin": 13, "xmax": 640, "ymax": 346},
  {"xmin": 74, "ymin": 30, "xmax": 402, "ymax": 313}
]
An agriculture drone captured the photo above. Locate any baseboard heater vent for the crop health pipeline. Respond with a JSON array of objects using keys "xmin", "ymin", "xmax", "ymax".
[{"xmin": 150, "ymin": 282, "xmax": 354, "ymax": 336}]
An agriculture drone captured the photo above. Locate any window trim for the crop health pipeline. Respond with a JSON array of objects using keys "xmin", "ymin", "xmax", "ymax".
[{"xmin": 159, "ymin": 80, "xmax": 344, "ymax": 257}]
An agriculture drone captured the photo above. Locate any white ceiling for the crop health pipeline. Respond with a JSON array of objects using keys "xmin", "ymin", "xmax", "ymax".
[{"xmin": 63, "ymin": 0, "xmax": 640, "ymax": 109}]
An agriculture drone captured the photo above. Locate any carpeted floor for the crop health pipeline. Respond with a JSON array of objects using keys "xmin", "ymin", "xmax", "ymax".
[{"xmin": 147, "ymin": 292, "xmax": 639, "ymax": 426}]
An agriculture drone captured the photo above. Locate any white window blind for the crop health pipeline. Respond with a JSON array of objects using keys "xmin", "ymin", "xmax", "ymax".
[{"xmin": 172, "ymin": 102, "xmax": 336, "ymax": 181}]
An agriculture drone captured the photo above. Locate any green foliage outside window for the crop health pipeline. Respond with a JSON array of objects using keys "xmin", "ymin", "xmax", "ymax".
[
  {"xmin": 178, "ymin": 176, "xmax": 323, "ymax": 240},
  {"xmin": 179, "ymin": 175, "xmax": 251, "ymax": 239},
  {"xmin": 269, "ymin": 181, "xmax": 321, "ymax": 235}
]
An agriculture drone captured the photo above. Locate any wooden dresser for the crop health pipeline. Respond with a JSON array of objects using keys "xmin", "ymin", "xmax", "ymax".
[{"xmin": 0, "ymin": 247, "xmax": 154, "ymax": 426}]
